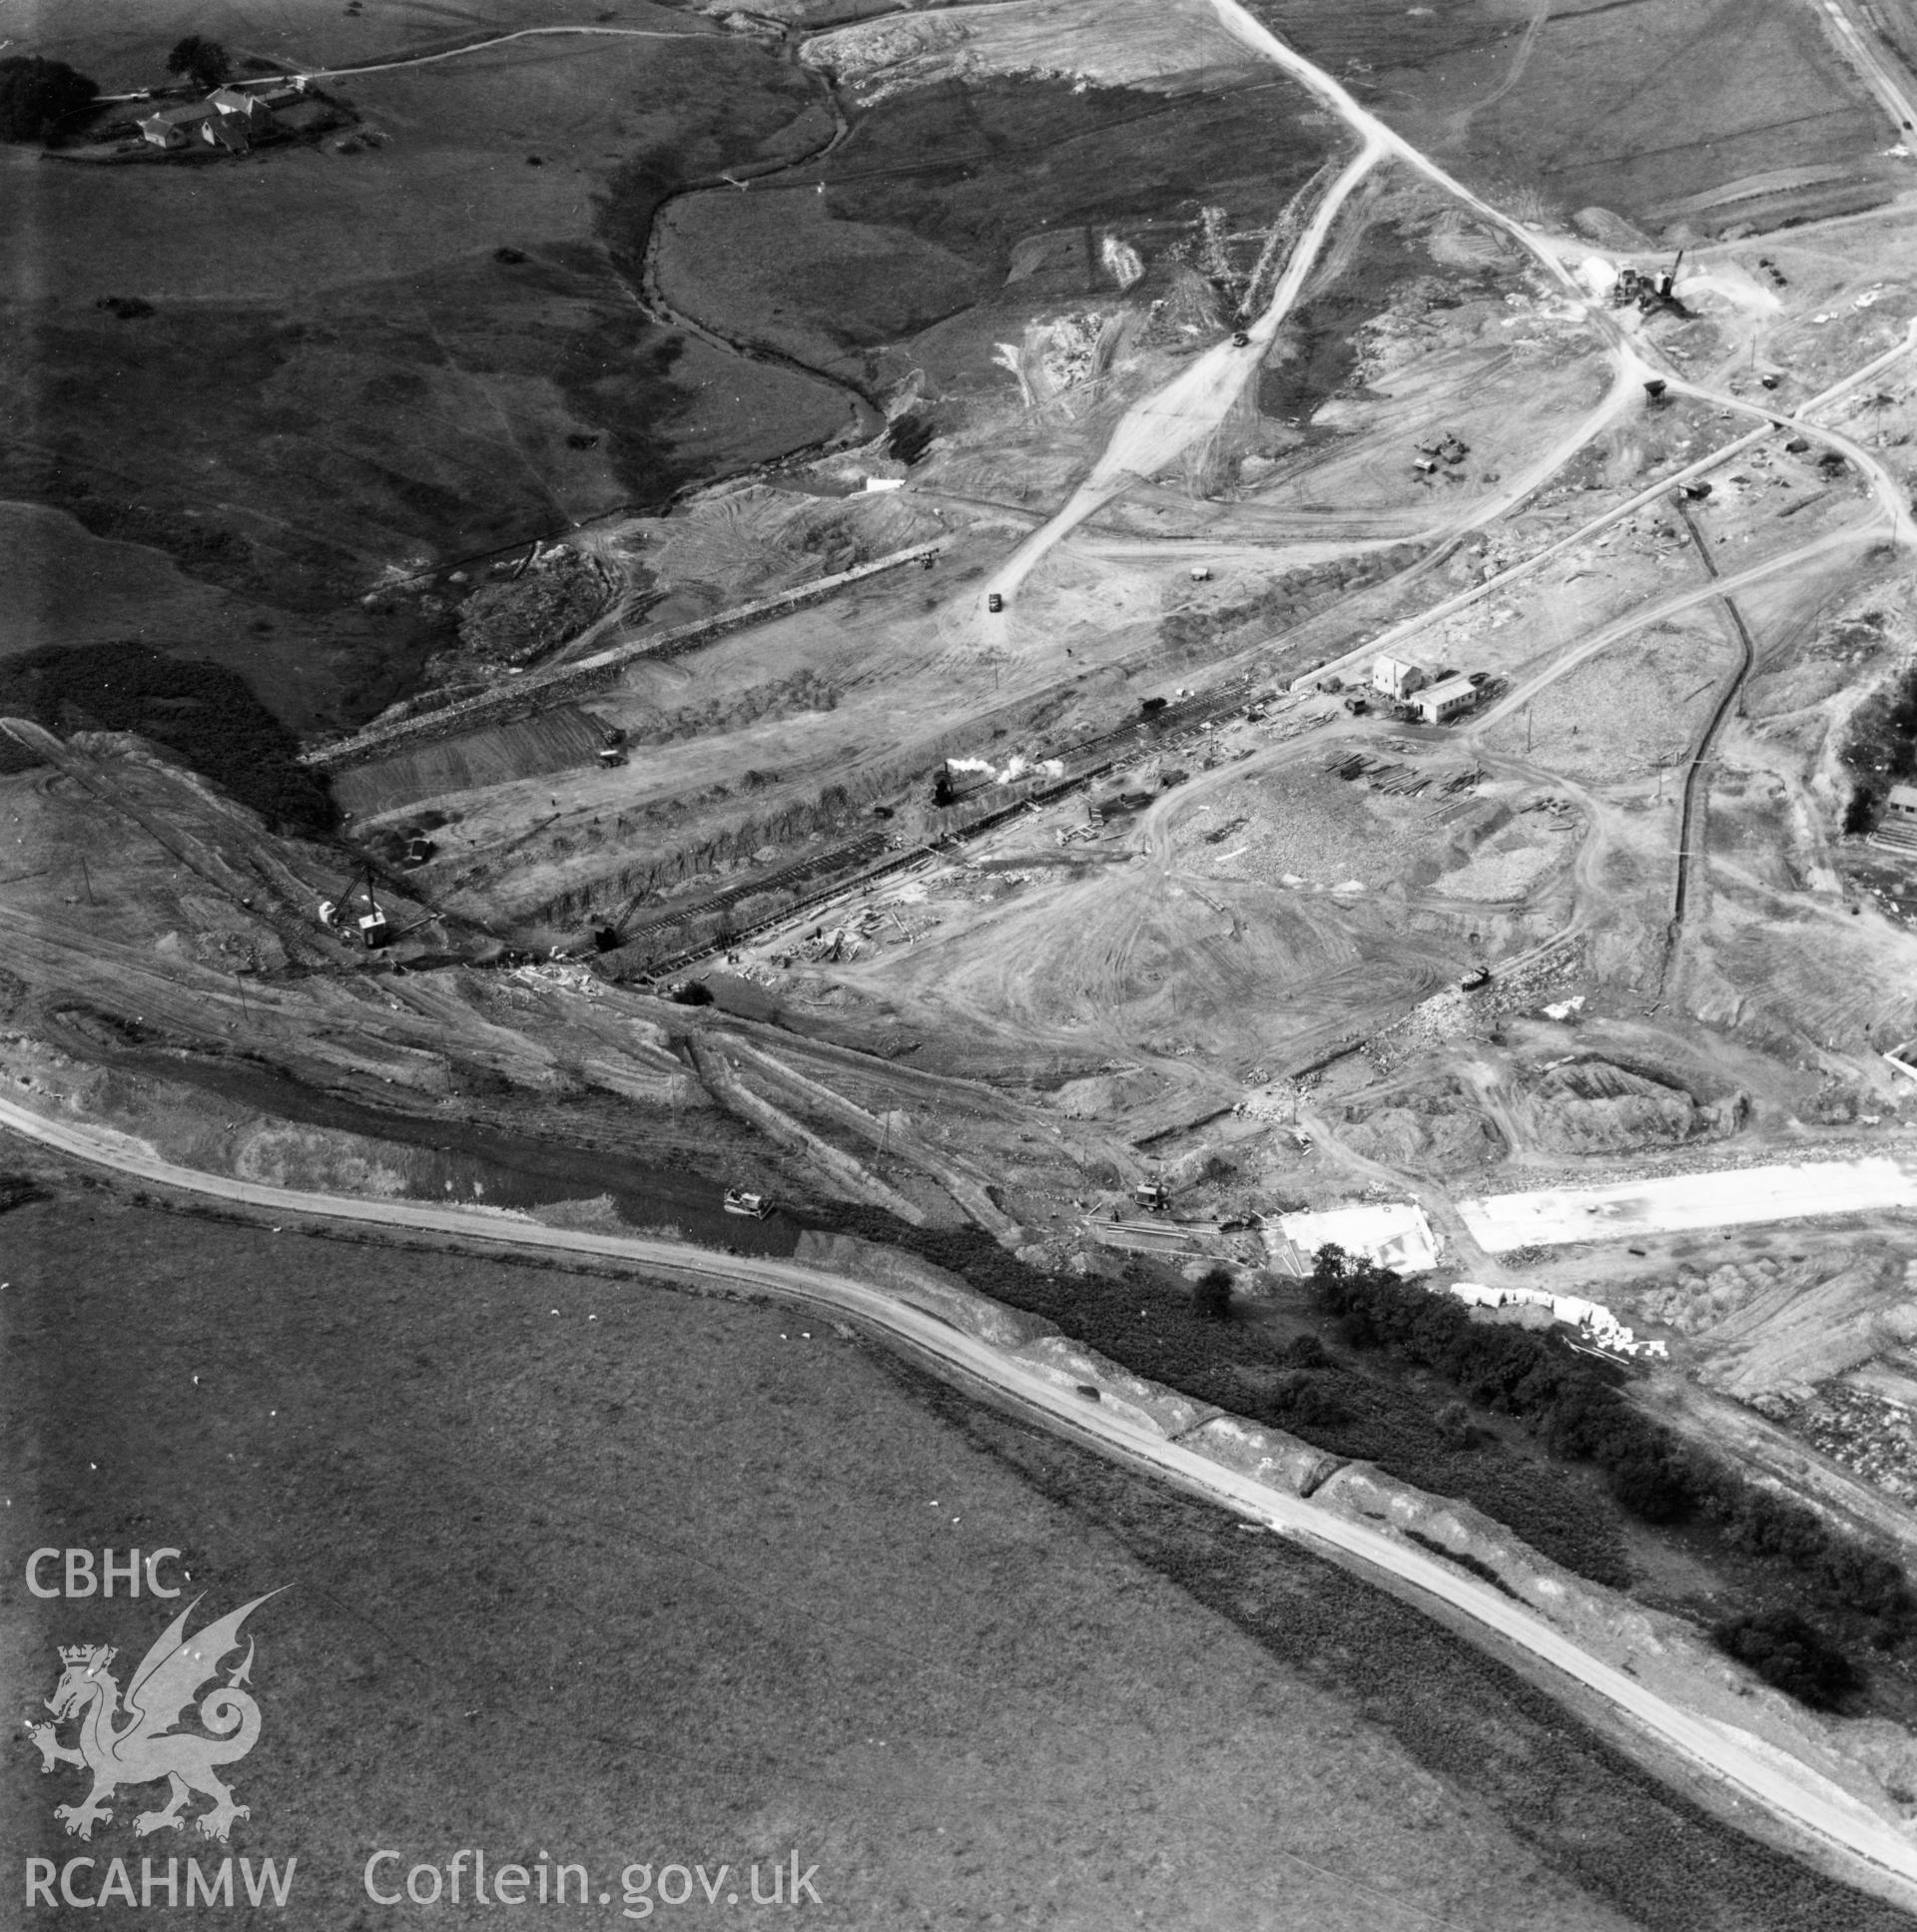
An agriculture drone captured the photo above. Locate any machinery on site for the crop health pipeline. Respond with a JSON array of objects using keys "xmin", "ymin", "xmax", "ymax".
[
  {"xmin": 597, "ymin": 726, "xmax": 628, "ymax": 770},
  {"xmin": 1132, "ymin": 1177, "xmax": 1169, "ymax": 1213},
  {"xmin": 723, "ymin": 1188, "xmax": 774, "ymax": 1219},
  {"xmin": 319, "ymin": 866, "xmax": 391, "ymax": 949},
  {"xmin": 1611, "ymin": 250, "xmax": 1688, "ymax": 316}
]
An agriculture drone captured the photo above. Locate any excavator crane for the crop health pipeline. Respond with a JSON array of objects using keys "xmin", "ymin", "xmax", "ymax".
[{"xmin": 318, "ymin": 864, "xmax": 390, "ymax": 950}]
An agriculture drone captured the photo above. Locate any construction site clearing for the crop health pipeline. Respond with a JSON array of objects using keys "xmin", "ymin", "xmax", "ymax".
[{"xmin": 28, "ymin": 0, "xmax": 1917, "ymax": 1913}]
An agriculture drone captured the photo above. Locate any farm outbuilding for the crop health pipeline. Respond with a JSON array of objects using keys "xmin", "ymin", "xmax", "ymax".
[
  {"xmin": 207, "ymin": 87, "xmax": 278, "ymax": 127},
  {"xmin": 136, "ymin": 104, "xmax": 208, "ymax": 149},
  {"xmin": 200, "ymin": 110, "xmax": 252, "ymax": 154},
  {"xmin": 137, "ymin": 88, "xmax": 285, "ymax": 152}
]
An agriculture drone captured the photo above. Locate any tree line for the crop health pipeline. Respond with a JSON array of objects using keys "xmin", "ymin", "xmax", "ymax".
[
  {"xmin": 1, "ymin": 40, "xmax": 231, "ymax": 146},
  {"xmin": 1309, "ymin": 1244, "xmax": 1905, "ymax": 1705}
]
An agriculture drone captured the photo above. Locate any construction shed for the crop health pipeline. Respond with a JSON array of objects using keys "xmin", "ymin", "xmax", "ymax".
[
  {"xmin": 1871, "ymin": 783, "xmax": 1917, "ymax": 855},
  {"xmin": 1373, "ymin": 654, "xmax": 1428, "ymax": 702},
  {"xmin": 1415, "ymin": 674, "xmax": 1479, "ymax": 726}
]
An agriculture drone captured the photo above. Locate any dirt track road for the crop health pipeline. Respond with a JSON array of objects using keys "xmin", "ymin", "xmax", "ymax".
[
  {"xmin": 1809, "ymin": 0, "xmax": 1917, "ymax": 137},
  {"xmin": 977, "ymin": 137, "xmax": 1386, "ymax": 618},
  {"xmin": 6, "ymin": 1090, "xmax": 1917, "ymax": 1901},
  {"xmin": 991, "ymin": 0, "xmax": 1915, "ymax": 683},
  {"xmin": 290, "ymin": 24, "xmax": 715, "ymax": 83},
  {"xmin": 1292, "ymin": 318, "xmax": 1917, "ymax": 696}
]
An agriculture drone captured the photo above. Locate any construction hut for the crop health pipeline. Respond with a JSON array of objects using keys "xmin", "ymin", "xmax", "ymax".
[
  {"xmin": 1872, "ymin": 784, "xmax": 1917, "ymax": 854},
  {"xmin": 1373, "ymin": 654, "xmax": 1428, "ymax": 702},
  {"xmin": 1414, "ymin": 674, "xmax": 1479, "ymax": 726}
]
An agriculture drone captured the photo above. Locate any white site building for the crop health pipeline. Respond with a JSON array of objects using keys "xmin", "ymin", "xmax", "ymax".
[{"xmin": 1372, "ymin": 654, "xmax": 1429, "ymax": 702}]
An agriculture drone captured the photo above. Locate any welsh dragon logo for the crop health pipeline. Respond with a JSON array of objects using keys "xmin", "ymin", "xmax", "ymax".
[{"xmin": 26, "ymin": 1594, "xmax": 279, "ymax": 1843}]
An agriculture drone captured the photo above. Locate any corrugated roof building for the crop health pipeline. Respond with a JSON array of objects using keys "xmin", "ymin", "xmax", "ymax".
[{"xmin": 1415, "ymin": 674, "xmax": 1478, "ymax": 725}]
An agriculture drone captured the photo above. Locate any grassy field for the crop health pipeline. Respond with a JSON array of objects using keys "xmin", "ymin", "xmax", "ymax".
[
  {"xmin": 925, "ymin": 1363, "xmax": 1917, "ymax": 1932},
  {"xmin": 1243, "ymin": 0, "xmax": 1886, "ymax": 227},
  {"xmin": 652, "ymin": 73, "xmax": 1335, "ymax": 390},
  {"xmin": 9, "ymin": 0, "xmax": 714, "ymax": 100},
  {"xmin": 3, "ymin": 1186, "xmax": 1650, "ymax": 1930},
  {"xmin": 1, "ymin": 10, "xmax": 853, "ymax": 725}
]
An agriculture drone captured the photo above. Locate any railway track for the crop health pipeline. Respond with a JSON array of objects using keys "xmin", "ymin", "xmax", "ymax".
[
  {"xmin": 1664, "ymin": 495, "xmax": 1759, "ymax": 960},
  {"xmin": 609, "ymin": 683, "xmax": 1284, "ymax": 973}
]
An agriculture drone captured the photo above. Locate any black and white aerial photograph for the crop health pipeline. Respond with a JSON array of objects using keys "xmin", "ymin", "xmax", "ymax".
[{"xmin": 12, "ymin": 0, "xmax": 1917, "ymax": 1924}]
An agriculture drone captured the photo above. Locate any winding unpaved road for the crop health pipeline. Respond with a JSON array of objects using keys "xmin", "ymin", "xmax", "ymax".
[
  {"xmin": 977, "ymin": 135, "xmax": 1387, "ymax": 617},
  {"xmin": 1810, "ymin": 0, "xmax": 1917, "ymax": 138},
  {"xmin": 1291, "ymin": 316, "xmax": 1917, "ymax": 698},
  {"xmin": 96, "ymin": 24, "xmax": 719, "ymax": 102},
  {"xmin": 5, "ymin": 1090, "xmax": 1917, "ymax": 1898},
  {"xmin": 273, "ymin": 25, "xmax": 716, "ymax": 85},
  {"xmin": 982, "ymin": 0, "xmax": 1914, "ymax": 657}
]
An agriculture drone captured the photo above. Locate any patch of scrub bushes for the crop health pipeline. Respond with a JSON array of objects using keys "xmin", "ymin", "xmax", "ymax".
[
  {"xmin": 1310, "ymin": 1246, "xmax": 1907, "ymax": 1695},
  {"xmin": 0, "ymin": 641, "xmax": 333, "ymax": 834},
  {"xmin": 1835, "ymin": 628, "xmax": 1911, "ymax": 833},
  {"xmin": 815, "ymin": 1208, "xmax": 1627, "ymax": 1586},
  {"xmin": 1712, "ymin": 1609, "xmax": 1861, "ymax": 1711},
  {"xmin": 453, "ymin": 554, "xmax": 610, "ymax": 669},
  {"xmin": 822, "ymin": 1208, "xmax": 1906, "ymax": 1703}
]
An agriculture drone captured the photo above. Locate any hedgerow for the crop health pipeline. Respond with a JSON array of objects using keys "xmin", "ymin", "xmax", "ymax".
[{"xmin": 813, "ymin": 1208, "xmax": 1626, "ymax": 1584}]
